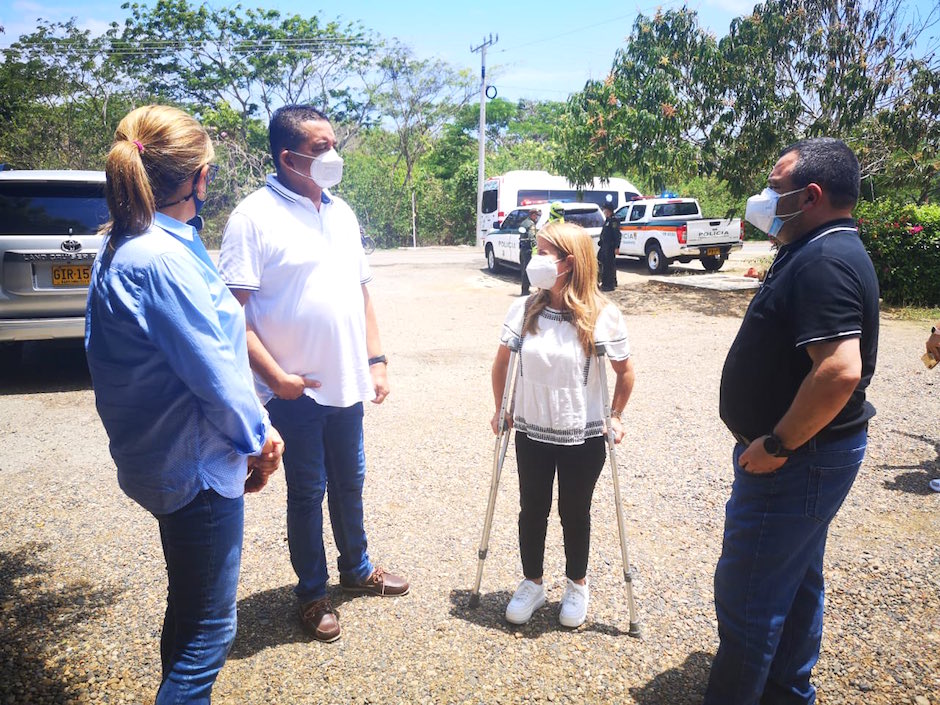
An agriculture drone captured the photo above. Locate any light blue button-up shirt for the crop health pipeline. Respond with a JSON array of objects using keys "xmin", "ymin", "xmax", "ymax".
[{"xmin": 85, "ymin": 213, "xmax": 269, "ymax": 516}]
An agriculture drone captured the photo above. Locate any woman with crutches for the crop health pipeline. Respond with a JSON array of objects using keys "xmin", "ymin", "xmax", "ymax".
[{"xmin": 490, "ymin": 221, "xmax": 635, "ymax": 628}]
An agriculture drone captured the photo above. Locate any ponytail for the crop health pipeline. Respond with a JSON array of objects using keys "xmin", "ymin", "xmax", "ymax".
[{"xmin": 104, "ymin": 138, "xmax": 156, "ymax": 238}]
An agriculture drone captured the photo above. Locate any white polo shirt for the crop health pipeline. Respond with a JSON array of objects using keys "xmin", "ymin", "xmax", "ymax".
[{"xmin": 219, "ymin": 175, "xmax": 373, "ymax": 408}]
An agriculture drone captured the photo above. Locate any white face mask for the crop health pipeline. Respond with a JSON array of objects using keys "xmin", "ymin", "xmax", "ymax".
[
  {"xmin": 287, "ymin": 148, "xmax": 344, "ymax": 189},
  {"xmin": 745, "ymin": 186, "xmax": 805, "ymax": 238},
  {"xmin": 526, "ymin": 254, "xmax": 564, "ymax": 290}
]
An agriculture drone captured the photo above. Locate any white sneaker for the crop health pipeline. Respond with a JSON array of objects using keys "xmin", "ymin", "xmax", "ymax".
[
  {"xmin": 559, "ymin": 578, "xmax": 589, "ymax": 628},
  {"xmin": 505, "ymin": 579, "xmax": 546, "ymax": 624},
  {"xmin": 930, "ymin": 478, "xmax": 940, "ymax": 492}
]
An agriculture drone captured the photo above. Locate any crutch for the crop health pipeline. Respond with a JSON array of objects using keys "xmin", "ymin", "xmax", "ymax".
[
  {"xmin": 468, "ymin": 336, "xmax": 521, "ymax": 608},
  {"xmin": 596, "ymin": 343, "xmax": 642, "ymax": 637}
]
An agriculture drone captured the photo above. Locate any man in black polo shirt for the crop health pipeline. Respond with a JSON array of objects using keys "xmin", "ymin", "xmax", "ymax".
[{"xmin": 705, "ymin": 138, "xmax": 879, "ymax": 705}]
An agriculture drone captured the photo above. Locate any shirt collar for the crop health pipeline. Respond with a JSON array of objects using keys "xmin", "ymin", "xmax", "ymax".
[
  {"xmin": 780, "ymin": 217, "xmax": 857, "ymax": 255},
  {"xmin": 154, "ymin": 211, "xmax": 196, "ymax": 242},
  {"xmin": 265, "ymin": 174, "xmax": 332, "ymax": 206}
]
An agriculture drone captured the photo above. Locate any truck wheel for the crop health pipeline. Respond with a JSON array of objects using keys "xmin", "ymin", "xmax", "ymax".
[
  {"xmin": 486, "ymin": 245, "xmax": 500, "ymax": 272},
  {"xmin": 702, "ymin": 254, "xmax": 725, "ymax": 271},
  {"xmin": 645, "ymin": 242, "xmax": 668, "ymax": 274}
]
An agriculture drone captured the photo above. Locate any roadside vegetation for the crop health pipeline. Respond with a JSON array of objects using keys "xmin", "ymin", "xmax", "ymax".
[{"xmin": 0, "ymin": 0, "xmax": 936, "ymax": 302}]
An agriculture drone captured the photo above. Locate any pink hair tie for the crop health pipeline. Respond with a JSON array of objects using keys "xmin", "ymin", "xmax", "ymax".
[{"xmin": 132, "ymin": 140, "xmax": 145, "ymax": 154}]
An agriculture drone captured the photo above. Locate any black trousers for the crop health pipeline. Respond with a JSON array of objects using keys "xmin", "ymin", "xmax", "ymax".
[
  {"xmin": 515, "ymin": 433, "xmax": 606, "ymax": 581},
  {"xmin": 599, "ymin": 245, "xmax": 617, "ymax": 290}
]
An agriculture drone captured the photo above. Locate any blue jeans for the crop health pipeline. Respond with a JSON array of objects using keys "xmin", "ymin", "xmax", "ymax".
[
  {"xmin": 155, "ymin": 489, "xmax": 243, "ymax": 705},
  {"xmin": 267, "ymin": 396, "xmax": 373, "ymax": 603},
  {"xmin": 704, "ymin": 427, "xmax": 867, "ymax": 705}
]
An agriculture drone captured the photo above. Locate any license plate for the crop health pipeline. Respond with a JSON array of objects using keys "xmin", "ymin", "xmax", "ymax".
[
  {"xmin": 51, "ymin": 264, "xmax": 91, "ymax": 287},
  {"xmin": 706, "ymin": 248, "xmax": 721, "ymax": 256}
]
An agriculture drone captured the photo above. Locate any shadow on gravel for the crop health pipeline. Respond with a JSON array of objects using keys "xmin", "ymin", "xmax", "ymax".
[
  {"xmin": 230, "ymin": 584, "xmax": 308, "ymax": 658},
  {"xmin": 610, "ymin": 282, "xmax": 754, "ymax": 318},
  {"xmin": 880, "ymin": 430, "xmax": 940, "ymax": 495},
  {"xmin": 232, "ymin": 583, "xmax": 425, "ymax": 657},
  {"xmin": 0, "ymin": 340, "xmax": 91, "ymax": 394},
  {"xmin": 629, "ymin": 650, "xmax": 713, "ymax": 704},
  {"xmin": 447, "ymin": 588, "xmax": 630, "ymax": 638},
  {"xmin": 0, "ymin": 543, "xmax": 122, "ymax": 704}
]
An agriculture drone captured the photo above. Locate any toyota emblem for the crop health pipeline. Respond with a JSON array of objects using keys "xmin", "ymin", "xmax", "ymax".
[{"xmin": 60, "ymin": 239, "xmax": 82, "ymax": 253}]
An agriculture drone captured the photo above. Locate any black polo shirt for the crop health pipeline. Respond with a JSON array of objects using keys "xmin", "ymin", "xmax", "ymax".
[{"xmin": 719, "ymin": 218, "xmax": 879, "ymax": 442}]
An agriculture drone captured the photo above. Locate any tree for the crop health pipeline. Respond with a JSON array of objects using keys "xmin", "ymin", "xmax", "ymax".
[
  {"xmin": 117, "ymin": 0, "xmax": 378, "ymax": 145},
  {"xmin": 556, "ymin": 1, "xmax": 940, "ymax": 201},
  {"xmin": 371, "ymin": 45, "xmax": 474, "ymax": 191},
  {"xmin": 0, "ymin": 19, "xmax": 140, "ymax": 169},
  {"xmin": 555, "ymin": 8, "xmax": 720, "ymax": 191}
]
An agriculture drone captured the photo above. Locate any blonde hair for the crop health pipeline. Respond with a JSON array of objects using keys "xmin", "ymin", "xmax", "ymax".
[
  {"xmin": 523, "ymin": 221, "xmax": 610, "ymax": 355},
  {"xmin": 104, "ymin": 105, "xmax": 214, "ymax": 238}
]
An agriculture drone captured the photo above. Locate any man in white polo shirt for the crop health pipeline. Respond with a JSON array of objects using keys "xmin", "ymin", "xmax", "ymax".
[{"xmin": 219, "ymin": 105, "xmax": 409, "ymax": 644}]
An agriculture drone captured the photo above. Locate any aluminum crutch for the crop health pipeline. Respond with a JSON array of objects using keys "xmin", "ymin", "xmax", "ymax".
[
  {"xmin": 596, "ymin": 343, "xmax": 641, "ymax": 637},
  {"xmin": 468, "ymin": 336, "xmax": 521, "ymax": 608}
]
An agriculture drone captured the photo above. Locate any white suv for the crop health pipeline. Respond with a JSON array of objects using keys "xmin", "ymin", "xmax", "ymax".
[
  {"xmin": 483, "ymin": 201, "xmax": 604, "ymax": 272},
  {"xmin": 0, "ymin": 170, "xmax": 108, "ymax": 357}
]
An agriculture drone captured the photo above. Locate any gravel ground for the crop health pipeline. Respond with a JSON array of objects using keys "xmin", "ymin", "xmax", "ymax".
[{"xmin": 1, "ymin": 245, "xmax": 937, "ymax": 705}]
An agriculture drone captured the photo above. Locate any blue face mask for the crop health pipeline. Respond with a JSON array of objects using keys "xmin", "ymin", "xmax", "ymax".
[
  {"xmin": 193, "ymin": 189, "xmax": 206, "ymax": 215},
  {"xmin": 159, "ymin": 164, "xmax": 218, "ymax": 214}
]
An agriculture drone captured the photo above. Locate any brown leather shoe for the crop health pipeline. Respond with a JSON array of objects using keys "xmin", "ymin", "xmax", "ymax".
[
  {"xmin": 299, "ymin": 597, "xmax": 341, "ymax": 642},
  {"xmin": 340, "ymin": 567, "xmax": 409, "ymax": 596}
]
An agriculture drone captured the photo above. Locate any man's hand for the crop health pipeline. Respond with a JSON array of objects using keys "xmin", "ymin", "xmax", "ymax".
[
  {"xmin": 245, "ymin": 427, "xmax": 284, "ymax": 493},
  {"xmin": 272, "ymin": 373, "xmax": 320, "ymax": 400},
  {"xmin": 370, "ymin": 362, "xmax": 389, "ymax": 404},
  {"xmin": 738, "ymin": 435, "xmax": 787, "ymax": 474}
]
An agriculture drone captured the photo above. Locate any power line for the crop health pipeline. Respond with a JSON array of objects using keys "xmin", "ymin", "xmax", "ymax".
[{"xmin": 0, "ymin": 36, "xmax": 373, "ymax": 57}]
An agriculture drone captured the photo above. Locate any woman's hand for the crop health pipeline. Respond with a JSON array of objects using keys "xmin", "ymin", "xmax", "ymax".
[
  {"xmin": 245, "ymin": 427, "xmax": 284, "ymax": 493},
  {"xmin": 610, "ymin": 416, "xmax": 625, "ymax": 444},
  {"xmin": 490, "ymin": 409, "xmax": 513, "ymax": 435}
]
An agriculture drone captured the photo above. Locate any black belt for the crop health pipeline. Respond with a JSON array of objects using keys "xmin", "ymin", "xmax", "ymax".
[{"xmin": 730, "ymin": 423, "xmax": 867, "ymax": 451}]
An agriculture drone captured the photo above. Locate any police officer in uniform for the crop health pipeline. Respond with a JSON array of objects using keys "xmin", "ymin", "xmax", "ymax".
[
  {"xmin": 598, "ymin": 197, "xmax": 620, "ymax": 291},
  {"xmin": 518, "ymin": 208, "xmax": 539, "ymax": 295}
]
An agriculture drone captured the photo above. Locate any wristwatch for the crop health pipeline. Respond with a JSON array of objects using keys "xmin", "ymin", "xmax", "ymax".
[
  {"xmin": 763, "ymin": 433, "xmax": 793, "ymax": 458},
  {"xmin": 368, "ymin": 354, "xmax": 387, "ymax": 366}
]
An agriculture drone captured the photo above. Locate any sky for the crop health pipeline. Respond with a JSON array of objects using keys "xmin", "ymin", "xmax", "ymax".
[{"xmin": 0, "ymin": 0, "xmax": 937, "ymax": 103}]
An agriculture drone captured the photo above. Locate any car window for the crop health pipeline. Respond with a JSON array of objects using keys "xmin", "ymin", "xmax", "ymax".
[
  {"xmin": 0, "ymin": 182, "xmax": 108, "ymax": 235},
  {"xmin": 500, "ymin": 210, "xmax": 530, "ymax": 230},
  {"xmin": 482, "ymin": 189, "xmax": 498, "ymax": 214},
  {"xmin": 615, "ymin": 206, "xmax": 629, "ymax": 220},
  {"xmin": 651, "ymin": 202, "xmax": 699, "ymax": 217},
  {"xmin": 629, "ymin": 205, "xmax": 646, "ymax": 221},
  {"xmin": 565, "ymin": 208, "xmax": 604, "ymax": 229}
]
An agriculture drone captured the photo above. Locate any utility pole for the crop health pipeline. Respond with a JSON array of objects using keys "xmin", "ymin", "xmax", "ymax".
[{"xmin": 471, "ymin": 33, "xmax": 497, "ymax": 247}]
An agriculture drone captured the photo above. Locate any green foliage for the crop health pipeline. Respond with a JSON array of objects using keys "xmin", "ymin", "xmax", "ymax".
[
  {"xmin": 856, "ymin": 199, "xmax": 940, "ymax": 305},
  {"xmin": 556, "ymin": 1, "xmax": 939, "ymax": 205},
  {"xmin": 0, "ymin": 19, "xmax": 143, "ymax": 168}
]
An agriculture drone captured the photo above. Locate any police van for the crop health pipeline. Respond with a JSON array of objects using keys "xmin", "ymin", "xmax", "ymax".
[{"xmin": 478, "ymin": 170, "xmax": 639, "ymax": 245}]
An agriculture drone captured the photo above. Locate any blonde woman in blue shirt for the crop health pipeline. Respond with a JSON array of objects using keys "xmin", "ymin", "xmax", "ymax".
[
  {"xmin": 85, "ymin": 105, "xmax": 283, "ymax": 704},
  {"xmin": 491, "ymin": 221, "xmax": 635, "ymax": 628}
]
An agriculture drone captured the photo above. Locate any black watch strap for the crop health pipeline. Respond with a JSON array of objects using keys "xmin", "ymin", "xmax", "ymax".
[
  {"xmin": 368, "ymin": 354, "xmax": 387, "ymax": 366},
  {"xmin": 764, "ymin": 433, "xmax": 793, "ymax": 458}
]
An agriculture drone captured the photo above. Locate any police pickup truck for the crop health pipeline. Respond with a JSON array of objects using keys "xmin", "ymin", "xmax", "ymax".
[{"xmin": 615, "ymin": 197, "xmax": 743, "ymax": 274}]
